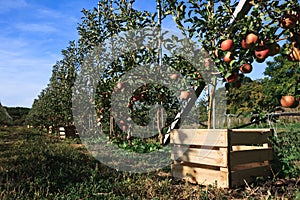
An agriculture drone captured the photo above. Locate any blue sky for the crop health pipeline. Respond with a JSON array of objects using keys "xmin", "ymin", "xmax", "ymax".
[{"xmin": 0, "ymin": 0, "xmax": 267, "ymax": 108}]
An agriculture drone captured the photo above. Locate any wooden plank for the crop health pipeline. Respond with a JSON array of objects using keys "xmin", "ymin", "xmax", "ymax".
[
  {"xmin": 171, "ymin": 163, "xmax": 229, "ymax": 188},
  {"xmin": 231, "ymin": 161, "xmax": 269, "ymax": 171},
  {"xmin": 171, "ymin": 129, "xmax": 228, "ymax": 147},
  {"xmin": 231, "ymin": 165, "xmax": 271, "ymax": 187},
  {"xmin": 229, "ymin": 128, "xmax": 272, "ymax": 132},
  {"xmin": 229, "ymin": 129, "xmax": 273, "ymax": 145},
  {"xmin": 232, "ymin": 145, "xmax": 267, "ymax": 151},
  {"xmin": 172, "ymin": 147, "xmax": 228, "ymax": 167},
  {"xmin": 230, "ymin": 148, "xmax": 273, "ymax": 166}
]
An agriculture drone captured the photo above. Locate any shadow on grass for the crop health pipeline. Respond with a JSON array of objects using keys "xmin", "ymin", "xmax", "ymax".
[{"xmin": 0, "ymin": 127, "xmax": 121, "ymax": 198}]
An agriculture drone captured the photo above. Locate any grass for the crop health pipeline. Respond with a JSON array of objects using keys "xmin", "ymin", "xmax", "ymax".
[{"xmin": 0, "ymin": 126, "xmax": 299, "ymax": 199}]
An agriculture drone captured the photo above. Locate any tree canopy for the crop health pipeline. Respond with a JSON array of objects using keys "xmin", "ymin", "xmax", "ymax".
[{"xmin": 26, "ymin": 0, "xmax": 300, "ymax": 137}]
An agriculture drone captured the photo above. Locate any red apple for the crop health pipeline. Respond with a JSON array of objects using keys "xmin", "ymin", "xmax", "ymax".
[
  {"xmin": 223, "ymin": 51, "xmax": 233, "ymax": 63},
  {"xmin": 220, "ymin": 39, "xmax": 234, "ymax": 51},
  {"xmin": 239, "ymin": 63, "xmax": 252, "ymax": 74},
  {"xmin": 241, "ymin": 39, "xmax": 249, "ymax": 49},
  {"xmin": 117, "ymin": 82, "xmax": 124, "ymax": 89},
  {"xmin": 170, "ymin": 73, "xmax": 179, "ymax": 80},
  {"xmin": 255, "ymin": 46, "xmax": 270, "ymax": 59},
  {"xmin": 225, "ymin": 72, "xmax": 239, "ymax": 83},
  {"xmin": 119, "ymin": 120, "xmax": 125, "ymax": 124},
  {"xmin": 246, "ymin": 33, "xmax": 258, "ymax": 46},
  {"xmin": 132, "ymin": 96, "xmax": 140, "ymax": 102},
  {"xmin": 204, "ymin": 58, "xmax": 211, "ymax": 67},
  {"xmin": 280, "ymin": 95, "xmax": 297, "ymax": 108},
  {"xmin": 122, "ymin": 125, "xmax": 127, "ymax": 131},
  {"xmin": 180, "ymin": 91, "xmax": 189, "ymax": 100}
]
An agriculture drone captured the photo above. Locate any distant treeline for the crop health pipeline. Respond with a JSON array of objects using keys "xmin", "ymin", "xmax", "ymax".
[{"xmin": 0, "ymin": 105, "xmax": 30, "ymax": 126}]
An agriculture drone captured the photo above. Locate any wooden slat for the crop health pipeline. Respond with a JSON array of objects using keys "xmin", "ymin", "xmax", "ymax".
[
  {"xmin": 171, "ymin": 129, "xmax": 228, "ymax": 147},
  {"xmin": 230, "ymin": 128, "xmax": 272, "ymax": 132},
  {"xmin": 230, "ymin": 148, "xmax": 273, "ymax": 166},
  {"xmin": 231, "ymin": 161, "xmax": 269, "ymax": 171},
  {"xmin": 232, "ymin": 145, "xmax": 270, "ymax": 151},
  {"xmin": 231, "ymin": 165, "xmax": 271, "ymax": 187},
  {"xmin": 172, "ymin": 147, "xmax": 228, "ymax": 167},
  {"xmin": 171, "ymin": 163, "xmax": 229, "ymax": 188},
  {"xmin": 229, "ymin": 129, "xmax": 273, "ymax": 145}
]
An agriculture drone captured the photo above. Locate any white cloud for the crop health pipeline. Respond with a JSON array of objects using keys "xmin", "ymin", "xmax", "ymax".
[
  {"xmin": 0, "ymin": 35, "xmax": 58, "ymax": 107},
  {"xmin": 0, "ymin": 82, "xmax": 44, "ymax": 107},
  {"xmin": 15, "ymin": 23, "xmax": 58, "ymax": 33},
  {"xmin": 0, "ymin": 0, "xmax": 28, "ymax": 13},
  {"xmin": 0, "ymin": 0, "xmax": 96, "ymax": 107}
]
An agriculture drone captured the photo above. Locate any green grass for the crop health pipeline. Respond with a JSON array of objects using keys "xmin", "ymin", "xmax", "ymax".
[
  {"xmin": 0, "ymin": 126, "xmax": 299, "ymax": 199},
  {"xmin": 0, "ymin": 127, "xmax": 213, "ymax": 199}
]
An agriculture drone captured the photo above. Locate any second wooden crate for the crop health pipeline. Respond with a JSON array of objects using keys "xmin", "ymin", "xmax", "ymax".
[{"xmin": 171, "ymin": 129, "xmax": 274, "ymax": 188}]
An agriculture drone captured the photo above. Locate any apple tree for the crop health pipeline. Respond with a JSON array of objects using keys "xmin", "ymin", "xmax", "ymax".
[{"xmin": 164, "ymin": 0, "xmax": 300, "ymax": 127}]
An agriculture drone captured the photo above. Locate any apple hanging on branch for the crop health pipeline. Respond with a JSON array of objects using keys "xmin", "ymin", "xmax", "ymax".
[
  {"xmin": 280, "ymin": 95, "xmax": 298, "ymax": 108},
  {"xmin": 239, "ymin": 63, "xmax": 252, "ymax": 74},
  {"xmin": 170, "ymin": 0, "xmax": 300, "ymax": 85},
  {"xmin": 220, "ymin": 39, "xmax": 234, "ymax": 51}
]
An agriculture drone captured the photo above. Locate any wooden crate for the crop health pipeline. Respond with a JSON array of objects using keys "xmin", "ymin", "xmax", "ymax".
[{"xmin": 171, "ymin": 129, "xmax": 274, "ymax": 188}]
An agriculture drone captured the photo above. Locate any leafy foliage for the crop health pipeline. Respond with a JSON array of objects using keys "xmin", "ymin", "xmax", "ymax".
[
  {"xmin": 272, "ymin": 127, "xmax": 300, "ymax": 178},
  {"xmin": 226, "ymin": 78, "xmax": 275, "ymax": 115},
  {"xmin": 4, "ymin": 107, "xmax": 30, "ymax": 126},
  {"xmin": 169, "ymin": 0, "xmax": 300, "ymax": 78},
  {"xmin": 263, "ymin": 56, "xmax": 300, "ymax": 104},
  {"xmin": 26, "ymin": 0, "xmax": 300, "ymax": 139}
]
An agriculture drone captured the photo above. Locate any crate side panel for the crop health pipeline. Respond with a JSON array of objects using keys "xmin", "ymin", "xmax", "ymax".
[
  {"xmin": 171, "ymin": 129, "xmax": 228, "ymax": 147},
  {"xmin": 171, "ymin": 163, "xmax": 229, "ymax": 188},
  {"xmin": 231, "ymin": 165, "xmax": 271, "ymax": 187},
  {"xmin": 172, "ymin": 147, "xmax": 228, "ymax": 167},
  {"xmin": 229, "ymin": 129, "xmax": 273, "ymax": 145},
  {"xmin": 230, "ymin": 148, "xmax": 273, "ymax": 166}
]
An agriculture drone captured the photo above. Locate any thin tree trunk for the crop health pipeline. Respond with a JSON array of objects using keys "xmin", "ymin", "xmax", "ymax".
[
  {"xmin": 157, "ymin": 0, "xmax": 164, "ymax": 144},
  {"xmin": 207, "ymin": 0, "xmax": 215, "ymax": 129},
  {"xmin": 208, "ymin": 77, "xmax": 217, "ymax": 129}
]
